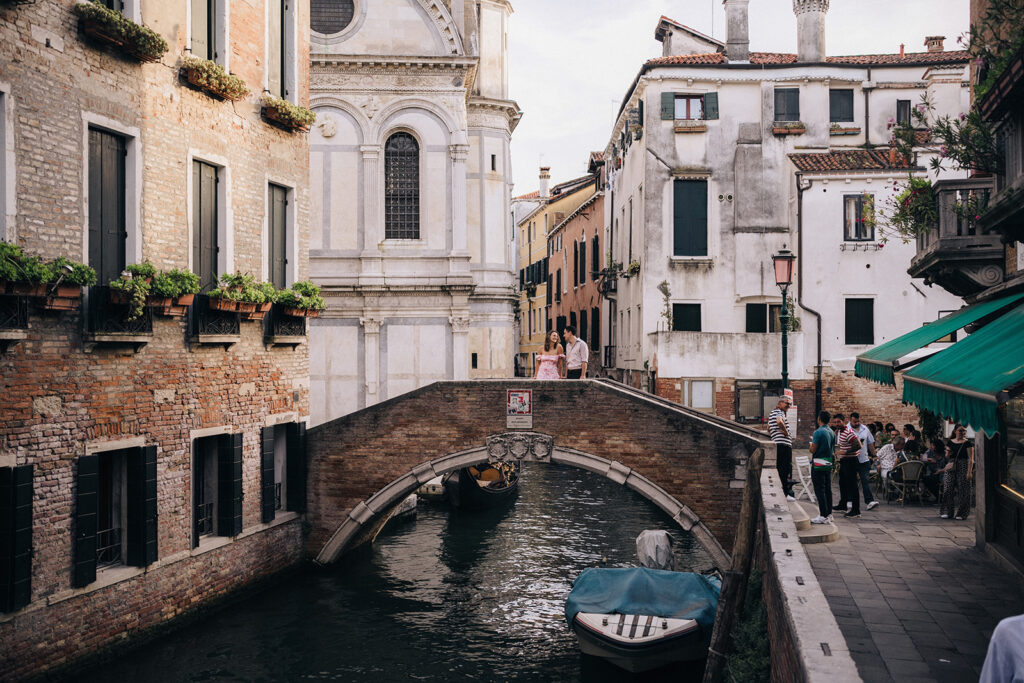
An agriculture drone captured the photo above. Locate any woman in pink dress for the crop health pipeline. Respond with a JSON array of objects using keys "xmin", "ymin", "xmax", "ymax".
[{"xmin": 534, "ymin": 331, "xmax": 565, "ymax": 379}]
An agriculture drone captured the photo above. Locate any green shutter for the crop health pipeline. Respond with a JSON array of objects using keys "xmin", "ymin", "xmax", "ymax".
[
  {"xmin": 126, "ymin": 446, "xmax": 158, "ymax": 567},
  {"xmin": 286, "ymin": 422, "xmax": 307, "ymax": 514},
  {"xmin": 661, "ymin": 91, "xmax": 675, "ymax": 120},
  {"xmin": 0, "ymin": 465, "xmax": 33, "ymax": 612},
  {"xmin": 73, "ymin": 456, "xmax": 99, "ymax": 588},
  {"xmin": 673, "ymin": 179, "xmax": 708, "ymax": 257},
  {"xmin": 261, "ymin": 427, "xmax": 276, "ymax": 524},
  {"xmin": 218, "ymin": 433, "xmax": 243, "ymax": 536},
  {"xmin": 704, "ymin": 92, "xmax": 719, "ymax": 120}
]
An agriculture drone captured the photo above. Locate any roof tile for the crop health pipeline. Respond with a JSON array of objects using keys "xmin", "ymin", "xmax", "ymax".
[
  {"xmin": 788, "ymin": 149, "xmax": 914, "ymax": 172},
  {"xmin": 645, "ymin": 49, "xmax": 970, "ymax": 69}
]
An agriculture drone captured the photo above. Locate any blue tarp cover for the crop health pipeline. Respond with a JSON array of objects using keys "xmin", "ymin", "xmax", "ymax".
[{"xmin": 565, "ymin": 567, "xmax": 720, "ymax": 629}]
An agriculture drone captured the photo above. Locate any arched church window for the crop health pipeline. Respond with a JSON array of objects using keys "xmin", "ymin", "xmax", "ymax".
[
  {"xmin": 385, "ymin": 132, "xmax": 420, "ymax": 239},
  {"xmin": 311, "ymin": 0, "xmax": 355, "ymax": 35}
]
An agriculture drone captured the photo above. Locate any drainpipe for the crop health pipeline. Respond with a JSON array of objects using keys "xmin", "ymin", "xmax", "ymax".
[
  {"xmin": 795, "ymin": 172, "xmax": 823, "ymax": 417},
  {"xmin": 863, "ymin": 66, "xmax": 872, "ymax": 148}
]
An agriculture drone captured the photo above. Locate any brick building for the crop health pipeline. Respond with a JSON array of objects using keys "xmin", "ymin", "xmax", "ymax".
[{"xmin": 0, "ymin": 0, "xmax": 311, "ymax": 677}]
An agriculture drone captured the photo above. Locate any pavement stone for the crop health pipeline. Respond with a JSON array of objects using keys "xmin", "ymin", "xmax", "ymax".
[{"xmin": 797, "ymin": 465, "xmax": 1024, "ymax": 683}]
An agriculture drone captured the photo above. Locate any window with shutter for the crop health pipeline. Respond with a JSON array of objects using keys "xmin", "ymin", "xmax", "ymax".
[
  {"xmin": 673, "ymin": 179, "xmax": 708, "ymax": 256},
  {"xmin": 191, "ymin": 0, "xmax": 217, "ymax": 61},
  {"xmin": 591, "ymin": 307, "xmax": 600, "ymax": 348},
  {"xmin": 192, "ymin": 437, "xmax": 218, "ymax": 547},
  {"xmin": 217, "ymin": 433, "xmax": 243, "ymax": 537},
  {"xmin": 829, "ymin": 89, "xmax": 854, "ymax": 122},
  {"xmin": 845, "ymin": 298, "xmax": 874, "ymax": 345},
  {"xmin": 286, "ymin": 422, "xmax": 307, "ymax": 513},
  {"xmin": 73, "ymin": 455, "xmax": 99, "ymax": 588},
  {"xmin": 268, "ymin": 183, "xmax": 288, "ymax": 288},
  {"xmin": 580, "ymin": 310, "xmax": 588, "ymax": 342},
  {"xmin": 591, "ymin": 236, "xmax": 599, "ymax": 277},
  {"xmin": 88, "ymin": 128, "xmax": 127, "ymax": 285},
  {"xmin": 674, "ymin": 95, "xmax": 704, "ymax": 121},
  {"xmin": 579, "ymin": 241, "xmax": 586, "ymax": 283},
  {"xmin": 192, "ymin": 160, "xmax": 219, "ymax": 291},
  {"xmin": 125, "ymin": 446, "xmax": 158, "ymax": 568},
  {"xmin": 0, "ymin": 465, "xmax": 33, "ymax": 612},
  {"xmin": 703, "ymin": 92, "xmax": 719, "ymax": 120},
  {"xmin": 896, "ymin": 99, "xmax": 911, "ymax": 126},
  {"xmin": 555, "ymin": 271, "xmax": 561, "ymax": 303},
  {"xmin": 745, "ymin": 303, "xmax": 768, "ymax": 333},
  {"xmin": 261, "ymin": 427, "xmax": 277, "ymax": 524},
  {"xmin": 672, "ymin": 304, "xmax": 701, "ymax": 331},
  {"xmin": 267, "ymin": 1, "xmax": 286, "ymax": 97},
  {"xmin": 774, "ymin": 88, "xmax": 800, "ymax": 122},
  {"xmin": 570, "ymin": 311, "xmax": 577, "ymax": 331},
  {"xmin": 661, "ymin": 91, "xmax": 675, "ymax": 120},
  {"xmin": 843, "ymin": 194, "xmax": 874, "ymax": 241},
  {"xmin": 572, "ymin": 242, "xmax": 578, "ymax": 286}
]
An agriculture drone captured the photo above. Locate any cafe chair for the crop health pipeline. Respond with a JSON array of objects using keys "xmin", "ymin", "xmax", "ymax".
[
  {"xmin": 792, "ymin": 455, "xmax": 816, "ymax": 503},
  {"xmin": 889, "ymin": 461, "xmax": 925, "ymax": 506}
]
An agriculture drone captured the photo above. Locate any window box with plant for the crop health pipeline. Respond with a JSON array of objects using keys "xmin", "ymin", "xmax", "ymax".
[
  {"xmin": 180, "ymin": 56, "xmax": 249, "ymax": 102},
  {"xmin": 276, "ymin": 280, "xmax": 325, "ymax": 318},
  {"xmin": 149, "ymin": 268, "xmax": 201, "ymax": 317},
  {"xmin": 772, "ymin": 122, "xmax": 806, "ymax": 135},
  {"xmin": 261, "ymin": 95, "xmax": 316, "ymax": 133},
  {"xmin": 204, "ymin": 273, "xmax": 277, "ymax": 320},
  {"xmin": 829, "ymin": 123, "xmax": 861, "ymax": 136},
  {"xmin": 108, "ymin": 263, "xmax": 155, "ymax": 320},
  {"xmin": 1, "ymin": 243, "xmax": 96, "ymax": 310},
  {"xmin": 622, "ymin": 260, "xmax": 641, "ymax": 279},
  {"xmin": 73, "ymin": 0, "xmax": 168, "ymax": 64}
]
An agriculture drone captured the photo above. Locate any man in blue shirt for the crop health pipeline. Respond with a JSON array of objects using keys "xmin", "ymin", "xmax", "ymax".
[
  {"xmin": 981, "ymin": 614, "xmax": 1024, "ymax": 682},
  {"xmin": 809, "ymin": 410, "xmax": 836, "ymax": 524}
]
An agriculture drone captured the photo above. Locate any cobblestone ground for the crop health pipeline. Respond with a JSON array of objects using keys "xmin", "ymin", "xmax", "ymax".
[{"xmin": 799, "ymin": 466, "xmax": 1024, "ymax": 683}]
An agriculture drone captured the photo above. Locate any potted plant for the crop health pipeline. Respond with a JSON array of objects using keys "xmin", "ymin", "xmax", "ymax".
[
  {"xmin": 1, "ymin": 242, "xmax": 50, "ymax": 296},
  {"xmin": 165, "ymin": 268, "xmax": 201, "ymax": 307},
  {"xmin": 261, "ymin": 95, "xmax": 316, "ymax": 132},
  {"xmin": 108, "ymin": 271, "xmax": 151, "ymax": 321},
  {"xmin": 126, "ymin": 261, "xmax": 157, "ymax": 283},
  {"xmin": 73, "ymin": 0, "xmax": 168, "ymax": 63},
  {"xmin": 241, "ymin": 282, "xmax": 277, "ymax": 321},
  {"xmin": 40, "ymin": 257, "xmax": 97, "ymax": 310},
  {"xmin": 772, "ymin": 121, "xmax": 806, "ymax": 135},
  {"xmin": 625, "ymin": 260, "xmax": 641, "ymax": 278},
  {"xmin": 205, "ymin": 287, "xmax": 238, "ymax": 312},
  {"xmin": 180, "ymin": 56, "xmax": 249, "ymax": 101},
  {"xmin": 830, "ymin": 122, "xmax": 861, "ymax": 135},
  {"xmin": 277, "ymin": 280, "xmax": 325, "ymax": 317}
]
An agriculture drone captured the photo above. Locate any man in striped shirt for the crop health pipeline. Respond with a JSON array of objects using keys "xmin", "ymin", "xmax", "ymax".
[
  {"xmin": 768, "ymin": 396, "xmax": 795, "ymax": 502},
  {"xmin": 832, "ymin": 413, "xmax": 864, "ymax": 518}
]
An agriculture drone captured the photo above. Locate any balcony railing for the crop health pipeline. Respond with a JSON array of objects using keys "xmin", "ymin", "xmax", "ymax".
[
  {"xmin": 86, "ymin": 285, "xmax": 154, "ymax": 346},
  {"xmin": 908, "ymin": 177, "xmax": 1004, "ymax": 298},
  {"xmin": 190, "ymin": 294, "xmax": 240, "ymax": 346},
  {"xmin": 0, "ymin": 295, "xmax": 28, "ymax": 331},
  {"xmin": 264, "ymin": 303, "xmax": 307, "ymax": 346}
]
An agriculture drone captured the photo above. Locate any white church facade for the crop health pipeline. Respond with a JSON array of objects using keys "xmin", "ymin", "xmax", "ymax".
[{"xmin": 306, "ymin": 0, "xmax": 521, "ymax": 425}]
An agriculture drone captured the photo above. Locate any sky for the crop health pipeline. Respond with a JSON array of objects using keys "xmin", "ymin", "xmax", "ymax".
[{"xmin": 506, "ymin": 0, "xmax": 970, "ymax": 195}]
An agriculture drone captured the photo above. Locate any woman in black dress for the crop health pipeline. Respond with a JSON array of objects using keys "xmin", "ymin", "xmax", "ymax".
[{"xmin": 940, "ymin": 424, "xmax": 974, "ymax": 520}]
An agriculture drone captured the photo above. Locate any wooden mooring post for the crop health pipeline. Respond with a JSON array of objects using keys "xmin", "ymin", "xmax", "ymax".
[{"xmin": 702, "ymin": 447, "xmax": 765, "ymax": 683}]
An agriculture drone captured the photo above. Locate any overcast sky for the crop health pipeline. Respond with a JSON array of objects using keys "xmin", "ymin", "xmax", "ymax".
[{"xmin": 506, "ymin": 0, "xmax": 970, "ymax": 194}]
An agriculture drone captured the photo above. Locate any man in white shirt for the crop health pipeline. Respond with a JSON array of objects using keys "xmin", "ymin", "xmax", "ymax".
[
  {"xmin": 562, "ymin": 326, "xmax": 588, "ymax": 379},
  {"xmin": 848, "ymin": 412, "xmax": 879, "ymax": 510}
]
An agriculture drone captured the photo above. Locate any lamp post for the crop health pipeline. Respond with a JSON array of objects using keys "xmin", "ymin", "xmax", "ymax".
[{"xmin": 772, "ymin": 248, "xmax": 796, "ymax": 389}]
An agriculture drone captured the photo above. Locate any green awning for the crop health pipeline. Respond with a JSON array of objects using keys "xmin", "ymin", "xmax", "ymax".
[
  {"xmin": 902, "ymin": 302, "xmax": 1024, "ymax": 436},
  {"xmin": 854, "ymin": 292, "xmax": 1024, "ymax": 385}
]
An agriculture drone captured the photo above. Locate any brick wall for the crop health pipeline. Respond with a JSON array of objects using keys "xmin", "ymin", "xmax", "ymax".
[
  {"xmin": 307, "ymin": 380, "xmax": 771, "ymax": 562},
  {"xmin": 0, "ymin": 311, "xmax": 309, "ymax": 679}
]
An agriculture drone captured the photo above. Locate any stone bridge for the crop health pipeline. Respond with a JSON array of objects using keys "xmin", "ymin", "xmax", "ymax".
[{"xmin": 307, "ymin": 379, "xmax": 775, "ymax": 567}]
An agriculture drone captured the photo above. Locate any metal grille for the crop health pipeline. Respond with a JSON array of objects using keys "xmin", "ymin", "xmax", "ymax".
[
  {"xmin": 603, "ymin": 345, "xmax": 616, "ymax": 367},
  {"xmin": 267, "ymin": 304, "xmax": 307, "ymax": 338},
  {"xmin": 0, "ymin": 296, "xmax": 28, "ymax": 331},
  {"xmin": 195, "ymin": 502, "xmax": 214, "ymax": 536},
  {"xmin": 96, "ymin": 527, "xmax": 122, "ymax": 567},
  {"xmin": 385, "ymin": 133, "xmax": 420, "ymax": 239},
  {"xmin": 88, "ymin": 286, "xmax": 154, "ymax": 335},
  {"xmin": 192, "ymin": 295, "xmax": 240, "ymax": 337},
  {"xmin": 311, "ymin": 0, "xmax": 354, "ymax": 35}
]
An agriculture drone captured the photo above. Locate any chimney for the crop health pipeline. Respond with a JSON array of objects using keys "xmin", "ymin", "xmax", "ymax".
[
  {"xmin": 925, "ymin": 35, "xmax": 945, "ymax": 52},
  {"xmin": 539, "ymin": 167, "xmax": 550, "ymax": 199},
  {"xmin": 900, "ymin": 43, "xmax": 905, "ymax": 57},
  {"xmin": 793, "ymin": 0, "xmax": 829, "ymax": 62},
  {"xmin": 723, "ymin": 0, "xmax": 750, "ymax": 62}
]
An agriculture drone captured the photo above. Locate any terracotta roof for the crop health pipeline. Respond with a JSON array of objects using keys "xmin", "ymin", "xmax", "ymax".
[
  {"xmin": 514, "ymin": 191, "xmax": 539, "ymax": 200},
  {"xmin": 655, "ymin": 16, "xmax": 724, "ymax": 49},
  {"xmin": 788, "ymin": 149, "xmax": 914, "ymax": 172},
  {"xmin": 645, "ymin": 49, "xmax": 970, "ymax": 69}
]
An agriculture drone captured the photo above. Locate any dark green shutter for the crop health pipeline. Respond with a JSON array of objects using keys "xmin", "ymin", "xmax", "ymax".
[
  {"xmin": 746, "ymin": 303, "xmax": 767, "ymax": 333},
  {"xmin": 193, "ymin": 161, "xmax": 219, "ymax": 291},
  {"xmin": 704, "ymin": 92, "xmax": 719, "ymax": 120},
  {"xmin": 269, "ymin": 184, "xmax": 288, "ymax": 289},
  {"xmin": 217, "ymin": 434, "xmax": 243, "ymax": 536},
  {"xmin": 579, "ymin": 242, "xmax": 586, "ymax": 283},
  {"xmin": 673, "ymin": 179, "xmax": 708, "ymax": 256},
  {"xmin": 286, "ymin": 422, "xmax": 307, "ymax": 513},
  {"xmin": 261, "ymin": 426, "xmax": 276, "ymax": 524},
  {"xmin": 88, "ymin": 129, "xmax": 127, "ymax": 286},
  {"xmin": 845, "ymin": 299, "xmax": 874, "ymax": 345},
  {"xmin": 0, "ymin": 465, "xmax": 33, "ymax": 612},
  {"xmin": 661, "ymin": 91, "xmax": 675, "ymax": 120},
  {"xmin": 126, "ymin": 446, "xmax": 158, "ymax": 567},
  {"xmin": 73, "ymin": 456, "xmax": 99, "ymax": 588}
]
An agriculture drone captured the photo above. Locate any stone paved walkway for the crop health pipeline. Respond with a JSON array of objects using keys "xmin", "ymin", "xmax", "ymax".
[{"xmin": 798, "ymin": 463, "xmax": 1024, "ymax": 683}]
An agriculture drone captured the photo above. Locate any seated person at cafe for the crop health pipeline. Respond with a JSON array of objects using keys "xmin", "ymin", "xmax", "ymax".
[
  {"xmin": 876, "ymin": 436, "xmax": 908, "ymax": 497},
  {"xmin": 920, "ymin": 438, "xmax": 948, "ymax": 501}
]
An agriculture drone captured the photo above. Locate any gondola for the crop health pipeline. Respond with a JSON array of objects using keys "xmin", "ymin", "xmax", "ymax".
[
  {"xmin": 566, "ymin": 567, "xmax": 720, "ymax": 673},
  {"xmin": 441, "ymin": 461, "xmax": 519, "ymax": 509}
]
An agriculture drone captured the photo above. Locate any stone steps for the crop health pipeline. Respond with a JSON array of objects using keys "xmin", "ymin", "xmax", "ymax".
[{"xmin": 789, "ymin": 500, "xmax": 840, "ymax": 544}]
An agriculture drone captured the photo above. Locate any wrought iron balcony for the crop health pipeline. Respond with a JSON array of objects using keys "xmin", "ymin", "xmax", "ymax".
[
  {"xmin": 264, "ymin": 303, "xmax": 307, "ymax": 347},
  {"xmin": 908, "ymin": 177, "xmax": 1004, "ymax": 298},
  {"xmin": 0, "ymin": 295, "xmax": 29, "ymax": 353},
  {"xmin": 190, "ymin": 294, "xmax": 240, "ymax": 348},
  {"xmin": 598, "ymin": 270, "xmax": 618, "ymax": 297},
  {"xmin": 85, "ymin": 285, "xmax": 154, "ymax": 350}
]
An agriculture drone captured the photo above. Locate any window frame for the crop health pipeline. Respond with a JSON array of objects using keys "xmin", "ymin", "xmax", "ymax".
[
  {"xmin": 681, "ymin": 378, "xmax": 715, "ymax": 411},
  {"xmin": 383, "ymin": 131, "xmax": 421, "ymax": 240},
  {"xmin": 266, "ymin": 0, "xmax": 298, "ymax": 101},
  {"xmin": 896, "ymin": 99, "xmax": 912, "ymax": 126},
  {"xmin": 774, "ymin": 87, "xmax": 800, "ymax": 122},
  {"xmin": 266, "ymin": 181, "xmax": 294, "ymax": 288},
  {"xmin": 843, "ymin": 193, "xmax": 875, "ymax": 241},
  {"xmin": 674, "ymin": 94, "xmax": 704, "ymax": 121},
  {"xmin": 190, "ymin": 155, "xmax": 231, "ymax": 291},
  {"xmin": 673, "ymin": 178, "xmax": 708, "ymax": 257},
  {"xmin": 0, "ymin": 82, "xmax": 14, "ymax": 242},
  {"xmin": 829, "ymin": 89, "xmax": 854, "ymax": 123},
  {"xmin": 189, "ymin": 0, "xmax": 229, "ymax": 67},
  {"xmin": 844, "ymin": 298, "xmax": 875, "ymax": 345},
  {"xmin": 671, "ymin": 303, "xmax": 702, "ymax": 332}
]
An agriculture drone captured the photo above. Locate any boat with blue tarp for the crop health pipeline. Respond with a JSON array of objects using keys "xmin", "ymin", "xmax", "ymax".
[{"xmin": 565, "ymin": 567, "xmax": 720, "ymax": 672}]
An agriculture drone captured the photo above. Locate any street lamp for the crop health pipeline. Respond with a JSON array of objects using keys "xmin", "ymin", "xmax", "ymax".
[{"xmin": 772, "ymin": 248, "xmax": 796, "ymax": 389}]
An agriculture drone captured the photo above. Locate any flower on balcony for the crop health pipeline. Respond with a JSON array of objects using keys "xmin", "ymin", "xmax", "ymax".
[{"xmin": 181, "ymin": 56, "xmax": 249, "ymax": 101}]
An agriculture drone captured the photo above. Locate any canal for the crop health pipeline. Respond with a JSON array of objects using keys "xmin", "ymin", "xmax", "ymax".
[{"xmin": 76, "ymin": 463, "xmax": 715, "ymax": 682}]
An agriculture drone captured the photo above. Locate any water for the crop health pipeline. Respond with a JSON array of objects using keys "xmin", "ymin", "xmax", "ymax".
[{"xmin": 76, "ymin": 463, "xmax": 714, "ymax": 682}]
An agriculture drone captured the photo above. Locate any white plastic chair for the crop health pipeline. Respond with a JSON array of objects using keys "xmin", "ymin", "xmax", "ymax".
[{"xmin": 793, "ymin": 455, "xmax": 817, "ymax": 503}]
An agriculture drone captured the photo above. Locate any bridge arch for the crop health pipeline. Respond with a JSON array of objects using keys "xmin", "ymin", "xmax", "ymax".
[
  {"xmin": 306, "ymin": 380, "xmax": 774, "ymax": 570},
  {"xmin": 314, "ymin": 437, "xmax": 731, "ymax": 567}
]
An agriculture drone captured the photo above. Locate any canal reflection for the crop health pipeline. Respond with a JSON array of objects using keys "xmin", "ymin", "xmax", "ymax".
[{"xmin": 75, "ymin": 462, "xmax": 713, "ymax": 682}]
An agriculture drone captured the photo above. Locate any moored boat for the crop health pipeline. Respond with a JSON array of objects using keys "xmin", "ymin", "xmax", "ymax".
[
  {"xmin": 442, "ymin": 461, "xmax": 519, "ymax": 509},
  {"xmin": 565, "ymin": 567, "xmax": 720, "ymax": 673}
]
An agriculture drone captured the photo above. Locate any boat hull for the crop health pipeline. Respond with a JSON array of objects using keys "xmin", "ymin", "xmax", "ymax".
[
  {"xmin": 442, "ymin": 464, "xmax": 519, "ymax": 509},
  {"xmin": 571, "ymin": 613, "xmax": 706, "ymax": 673}
]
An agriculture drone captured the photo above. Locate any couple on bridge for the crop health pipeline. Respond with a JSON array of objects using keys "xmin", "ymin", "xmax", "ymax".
[{"xmin": 534, "ymin": 326, "xmax": 588, "ymax": 380}]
